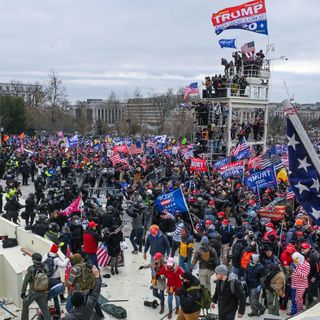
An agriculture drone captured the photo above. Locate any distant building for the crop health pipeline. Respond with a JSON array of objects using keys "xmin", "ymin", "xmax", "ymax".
[
  {"xmin": 0, "ymin": 82, "xmax": 42, "ymax": 101},
  {"xmin": 269, "ymin": 102, "xmax": 320, "ymax": 121},
  {"xmin": 70, "ymin": 98, "xmax": 126, "ymax": 128}
]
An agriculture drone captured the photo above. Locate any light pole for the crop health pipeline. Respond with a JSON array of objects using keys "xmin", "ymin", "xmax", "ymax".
[{"xmin": 0, "ymin": 117, "xmax": 3, "ymax": 148}]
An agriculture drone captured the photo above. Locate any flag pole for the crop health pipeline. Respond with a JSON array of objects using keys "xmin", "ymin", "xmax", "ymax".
[{"xmin": 283, "ymin": 100, "xmax": 320, "ymax": 174}]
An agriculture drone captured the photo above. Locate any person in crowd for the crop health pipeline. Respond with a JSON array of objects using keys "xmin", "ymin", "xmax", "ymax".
[
  {"xmin": 21, "ymin": 253, "xmax": 51, "ymax": 320},
  {"xmin": 83, "ymin": 221, "xmax": 100, "ymax": 268},
  {"xmin": 178, "ymin": 225, "xmax": 194, "ymax": 272},
  {"xmin": 211, "ymin": 264, "xmax": 246, "ymax": 320},
  {"xmin": 176, "ymin": 271, "xmax": 202, "ymax": 320},
  {"xmin": 64, "ymin": 265, "xmax": 102, "ymax": 320},
  {"xmin": 191, "ymin": 236, "xmax": 218, "ymax": 292},
  {"xmin": 157, "ymin": 257, "xmax": 184, "ymax": 319},
  {"xmin": 289, "ymin": 252, "xmax": 310, "ymax": 316}
]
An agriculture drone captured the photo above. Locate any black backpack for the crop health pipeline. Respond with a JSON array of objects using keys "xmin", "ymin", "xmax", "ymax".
[
  {"xmin": 43, "ymin": 256, "xmax": 57, "ymax": 278},
  {"xmin": 2, "ymin": 238, "xmax": 18, "ymax": 248}
]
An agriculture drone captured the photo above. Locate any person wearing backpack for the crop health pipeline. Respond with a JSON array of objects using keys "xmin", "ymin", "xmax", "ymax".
[
  {"xmin": 176, "ymin": 272, "xmax": 202, "ymax": 320},
  {"xmin": 211, "ymin": 264, "xmax": 246, "ymax": 320},
  {"xmin": 65, "ymin": 253, "xmax": 105, "ymax": 319},
  {"xmin": 42, "ymin": 243, "xmax": 70, "ymax": 320},
  {"xmin": 191, "ymin": 236, "xmax": 218, "ymax": 293},
  {"xmin": 21, "ymin": 253, "xmax": 51, "ymax": 320},
  {"xmin": 64, "ymin": 265, "xmax": 102, "ymax": 320}
]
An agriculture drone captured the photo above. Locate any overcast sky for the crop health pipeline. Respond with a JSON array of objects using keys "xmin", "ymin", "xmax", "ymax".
[{"xmin": 0, "ymin": 0, "xmax": 319, "ymax": 103}]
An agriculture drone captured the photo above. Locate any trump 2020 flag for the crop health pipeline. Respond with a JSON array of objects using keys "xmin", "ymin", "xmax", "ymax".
[
  {"xmin": 287, "ymin": 117, "xmax": 320, "ymax": 225},
  {"xmin": 67, "ymin": 134, "xmax": 78, "ymax": 148},
  {"xmin": 219, "ymin": 39, "xmax": 237, "ymax": 49},
  {"xmin": 212, "ymin": 0, "xmax": 268, "ymax": 35},
  {"xmin": 155, "ymin": 189, "xmax": 189, "ymax": 214},
  {"xmin": 245, "ymin": 166, "xmax": 277, "ymax": 193}
]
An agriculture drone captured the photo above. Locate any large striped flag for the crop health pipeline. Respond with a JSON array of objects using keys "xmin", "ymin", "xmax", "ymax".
[
  {"xmin": 286, "ymin": 186, "xmax": 295, "ymax": 200},
  {"xmin": 146, "ymin": 140, "xmax": 156, "ymax": 148},
  {"xmin": 241, "ymin": 41, "xmax": 255, "ymax": 58},
  {"xmin": 128, "ymin": 144, "xmax": 143, "ymax": 155},
  {"xmin": 231, "ymin": 137, "xmax": 249, "ymax": 159},
  {"xmin": 97, "ymin": 243, "xmax": 111, "ymax": 268},
  {"xmin": 109, "ymin": 153, "xmax": 121, "ymax": 165},
  {"xmin": 184, "ymin": 82, "xmax": 199, "ymax": 101}
]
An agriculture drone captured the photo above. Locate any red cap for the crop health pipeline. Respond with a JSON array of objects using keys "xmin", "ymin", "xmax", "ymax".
[
  {"xmin": 50, "ymin": 243, "xmax": 59, "ymax": 253},
  {"xmin": 209, "ymin": 200, "xmax": 215, "ymax": 206},
  {"xmin": 301, "ymin": 242, "xmax": 311, "ymax": 250},
  {"xmin": 88, "ymin": 221, "xmax": 98, "ymax": 228},
  {"xmin": 248, "ymin": 199, "xmax": 255, "ymax": 205},
  {"xmin": 222, "ymin": 219, "xmax": 229, "ymax": 225},
  {"xmin": 265, "ymin": 188, "xmax": 271, "ymax": 193},
  {"xmin": 296, "ymin": 231, "xmax": 303, "ymax": 238},
  {"xmin": 205, "ymin": 219, "xmax": 212, "ymax": 226},
  {"xmin": 153, "ymin": 252, "xmax": 163, "ymax": 260},
  {"xmin": 286, "ymin": 244, "xmax": 296, "ymax": 254},
  {"xmin": 217, "ymin": 211, "xmax": 225, "ymax": 218},
  {"xmin": 266, "ymin": 222, "xmax": 274, "ymax": 228}
]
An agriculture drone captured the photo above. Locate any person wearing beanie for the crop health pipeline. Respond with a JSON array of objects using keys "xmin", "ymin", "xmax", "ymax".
[
  {"xmin": 176, "ymin": 272, "xmax": 202, "ymax": 320},
  {"xmin": 212, "ymin": 264, "xmax": 246, "ymax": 319},
  {"xmin": 245, "ymin": 254, "xmax": 266, "ymax": 317},
  {"xmin": 21, "ymin": 252, "xmax": 52, "ymax": 320},
  {"xmin": 42, "ymin": 243, "xmax": 70, "ymax": 319},
  {"xmin": 65, "ymin": 252, "xmax": 104, "ymax": 319},
  {"xmin": 191, "ymin": 236, "xmax": 218, "ymax": 293},
  {"xmin": 64, "ymin": 265, "xmax": 102, "ymax": 320},
  {"xmin": 290, "ymin": 252, "xmax": 310, "ymax": 315}
]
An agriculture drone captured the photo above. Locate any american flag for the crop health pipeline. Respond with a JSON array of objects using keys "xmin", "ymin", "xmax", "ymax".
[
  {"xmin": 146, "ymin": 140, "xmax": 156, "ymax": 148},
  {"xmin": 141, "ymin": 154, "xmax": 147, "ymax": 170},
  {"xmin": 231, "ymin": 137, "xmax": 248, "ymax": 157},
  {"xmin": 109, "ymin": 153, "xmax": 121, "ymax": 165},
  {"xmin": 128, "ymin": 144, "xmax": 143, "ymax": 155},
  {"xmin": 260, "ymin": 153, "xmax": 284, "ymax": 171},
  {"xmin": 286, "ymin": 186, "xmax": 295, "ymax": 200},
  {"xmin": 241, "ymin": 41, "xmax": 255, "ymax": 58},
  {"xmin": 184, "ymin": 82, "xmax": 199, "ymax": 101},
  {"xmin": 248, "ymin": 155, "xmax": 263, "ymax": 169},
  {"xmin": 287, "ymin": 115, "xmax": 320, "ymax": 224}
]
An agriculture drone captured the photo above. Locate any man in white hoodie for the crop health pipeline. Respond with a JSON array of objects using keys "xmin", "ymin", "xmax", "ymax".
[{"xmin": 42, "ymin": 243, "xmax": 70, "ymax": 320}]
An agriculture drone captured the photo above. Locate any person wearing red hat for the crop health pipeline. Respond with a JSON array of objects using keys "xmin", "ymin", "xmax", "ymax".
[
  {"xmin": 263, "ymin": 222, "xmax": 277, "ymax": 241},
  {"xmin": 83, "ymin": 221, "xmax": 100, "ymax": 268},
  {"xmin": 41, "ymin": 244, "xmax": 70, "ymax": 319},
  {"xmin": 301, "ymin": 242, "xmax": 320, "ymax": 305}
]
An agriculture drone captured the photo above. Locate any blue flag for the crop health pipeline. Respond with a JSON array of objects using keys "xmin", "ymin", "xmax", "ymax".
[
  {"xmin": 219, "ymin": 39, "xmax": 237, "ymax": 49},
  {"xmin": 235, "ymin": 148, "xmax": 251, "ymax": 161},
  {"xmin": 155, "ymin": 189, "xmax": 189, "ymax": 214},
  {"xmin": 214, "ymin": 157, "xmax": 231, "ymax": 169},
  {"xmin": 221, "ymin": 167, "xmax": 244, "ymax": 180},
  {"xmin": 245, "ymin": 166, "xmax": 277, "ymax": 193},
  {"xmin": 287, "ymin": 118, "xmax": 320, "ymax": 225},
  {"xmin": 67, "ymin": 134, "xmax": 78, "ymax": 148}
]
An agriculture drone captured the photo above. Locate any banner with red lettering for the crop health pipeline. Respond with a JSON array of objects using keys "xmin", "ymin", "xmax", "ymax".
[
  {"xmin": 190, "ymin": 158, "xmax": 208, "ymax": 172},
  {"xmin": 219, "ymin": 160, "xmax": 245, "ymax": 172},
  {"xmin": 212, "ymin": 0, "xmax": 268, "ymax": 35},
  {"xmin": 258, "ymin": 205, "xmax": 286, "ymax": 220}
]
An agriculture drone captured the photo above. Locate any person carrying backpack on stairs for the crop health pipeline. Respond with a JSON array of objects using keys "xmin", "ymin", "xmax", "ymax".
[
  {"xmin": 42, "ymin": 243, "xmax": 70, "ymax": 320},
  {"xmin": 21, "ymin": 252, "xmax": 51, "ymax": 320},
  {"xmin": 176, "ymin": 272, "xmax": 202, "ymax": 320}
]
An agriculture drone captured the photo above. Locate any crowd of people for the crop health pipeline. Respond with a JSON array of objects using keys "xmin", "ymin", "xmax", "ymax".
[{"xmin": 0, "ymin": 133, "xmax": 319, "ymax": 320}]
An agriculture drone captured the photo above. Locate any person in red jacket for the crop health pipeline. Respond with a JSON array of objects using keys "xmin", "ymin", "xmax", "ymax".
[
  {"xmin": 263, "ymin": 222, "xmax": 277, "ymax": 241},
  {"xmin": 83, "ymin": 221, "xmax": 100, "ymax": 268},
  {"xmin": 157, "ymin": 257, "xmax": 184, "ymax": 319},
  {"xmin": 280, "ymin": 243, "xmax": 296, "ymax": 267}
]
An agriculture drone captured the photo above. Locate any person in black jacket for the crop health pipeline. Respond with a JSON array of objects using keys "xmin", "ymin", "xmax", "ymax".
[
  {"xmin": 177, "ymin": 271, "xmax": 202, "ymax": 320},
  {"xmin": 212, "ymin": 264, "xmax": 246, "ymax": 320},
  {"xmin": 231, "ymin": 232, "xmax": 247, "ymax": 277},
  {"xmin": 24, "ymin": 193, "xmax": 36, "ymax": 226},
  {"xmin": 4, "ymin": 194, "xmax": 24, "ymax": 224}
]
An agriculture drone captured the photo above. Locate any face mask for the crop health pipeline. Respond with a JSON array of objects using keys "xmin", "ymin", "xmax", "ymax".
[{"xmin": 266, "ymin": 227, "xmax": 272, "ymax": 232}]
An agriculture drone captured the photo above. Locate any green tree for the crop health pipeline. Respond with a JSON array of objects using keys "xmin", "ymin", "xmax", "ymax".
[{"xmin": 0, "ymin": 95, "xmax": 26, "ymax": 133}]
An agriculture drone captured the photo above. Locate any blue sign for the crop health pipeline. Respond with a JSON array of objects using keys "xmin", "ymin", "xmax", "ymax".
[
  {"xmin": 214, "ymin": 157, "xmax": 230, "ymax": 169},
  {"xmin": 235, "ymin": 148, "xmax": 251, "ymax": 161},
  {"xmin": 245, "ymin": 166, "xmax": 277, "ymax": 193},
  {"xmin": 155, "ymin": 189, "xmax": 189, "ymax": 214},
  {"xmin": 221, "ymin": 167, "xmax": 244, "ymax": 180}
]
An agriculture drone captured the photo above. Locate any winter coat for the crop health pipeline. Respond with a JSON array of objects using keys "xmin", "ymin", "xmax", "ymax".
[
  {"xmin": 144, "ymin": 231, "xmax": 170, "ymax": 257},
  {"xmin": 246, "ymin": 262, "xmax": 264, "ymax": 289},
  {"xmin": 231, "ymin": 239, "xmax": 247, "ymax": 269},
  {"xmin": 157, "ymin": 265, "xmax": 184, "ymax": 292},
  {"xmin": 212, "ymin": 273, "xmax": 246, "ymax": 317},
  {"xmin": 83, "ymin": 230, "xmax": 100, "ymax": 254},
  {"xmin": 178, "ymin": 276, "xmax": 202, "ymax": 314},
  {"xmin": 270, "ymin": 271, "xmax": 286, "ymax": 297}
]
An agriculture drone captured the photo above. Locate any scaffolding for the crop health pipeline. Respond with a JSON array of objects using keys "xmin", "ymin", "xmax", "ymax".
[{"xmin": 192, "ymin": 59, "xmax": 270, "ymax": 159}]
